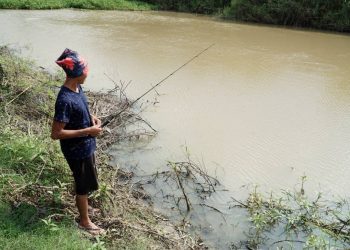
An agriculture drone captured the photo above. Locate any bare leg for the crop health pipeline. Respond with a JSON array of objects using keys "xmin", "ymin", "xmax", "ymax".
[{"xmin": 76, "ymin": 195, "xmax": 100, "ymax": 229}]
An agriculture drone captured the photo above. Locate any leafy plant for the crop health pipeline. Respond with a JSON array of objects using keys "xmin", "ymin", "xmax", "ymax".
[
  {"xmin": 231, "ymin": 177, "xmax": 350, "ymax": 248},
  {"xmin": 41, "ymin": 218, "xmax": 59, "ymax": 232},
  {"xmin": 89, "ymin": 236, "xmax": 107, "ymax": 250}
]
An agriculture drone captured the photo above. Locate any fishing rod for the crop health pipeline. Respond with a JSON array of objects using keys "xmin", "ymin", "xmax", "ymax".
[{"xmin": 101, "ymin": 43, "xmax": 215, "ymax": 128}]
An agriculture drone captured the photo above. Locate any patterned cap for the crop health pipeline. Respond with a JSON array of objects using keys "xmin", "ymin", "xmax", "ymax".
[{"xmin": 55, "ymin": 48, "xmax": 88, "ymax": 78}]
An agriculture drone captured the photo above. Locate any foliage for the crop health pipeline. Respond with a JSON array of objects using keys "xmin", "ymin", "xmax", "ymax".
[
  {"xmin": 1, "ymin": 0, "xmax": 349, "ymax": 31},
  {"xmin": 222, "ymin": 0, "xmax": 350, "ymax": 32},
  {"xmin": 0, "ymin": 129, "xmax": 68, "ymax": 183},
  {"xmin": 88, "ymin": 236, "xmax": 107, "ymax": 250},
  {"xmin": 142, "ymin": 0, "xmax": 230, "ymax": 14},
  {"xmin": 0, "ymin": 47, "xmax": 70, "ymax": 199},
  {"xmin": 0, "ymin": 0, "xmax": 154, "ymax": 10},
  {"xmin": 230, "ymin": 177, "xmax": 350, "ymax": 248}
]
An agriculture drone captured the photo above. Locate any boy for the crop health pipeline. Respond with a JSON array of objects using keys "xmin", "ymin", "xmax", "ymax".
[{"xmin": 51, "ymin": 48, "xmax": 104, "ymax": 235}]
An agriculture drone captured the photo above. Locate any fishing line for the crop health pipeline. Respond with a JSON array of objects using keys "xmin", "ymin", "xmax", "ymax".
[{"xmin": 101, "ymin": 43, "xmax": 215, "ymax": 127}]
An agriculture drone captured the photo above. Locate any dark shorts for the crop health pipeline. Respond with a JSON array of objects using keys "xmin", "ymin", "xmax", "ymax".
[{"xmin": 66, "ymin": 154, "xmax": 98, "ymax": 195}]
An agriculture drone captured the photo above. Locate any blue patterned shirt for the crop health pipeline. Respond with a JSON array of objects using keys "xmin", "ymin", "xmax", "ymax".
[{"xmin": 54, "ymin": 85, "xmax": 96, "ymax": 160}]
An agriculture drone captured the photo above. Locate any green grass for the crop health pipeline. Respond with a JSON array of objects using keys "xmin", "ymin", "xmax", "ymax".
[
  {"xmin": 0, "ymin": 0, "xmax": 154, "ymax": 10},
  {"xmin": 0, "ymin": 47, "xmax": 70, "ymax": 196},
  {"xmin": 0, "ymin": 128, "xmax": 70, "ymax": 195},
  {"xmin": 0, "ymin": 202, "xmax": 93, "ymax": 250}
]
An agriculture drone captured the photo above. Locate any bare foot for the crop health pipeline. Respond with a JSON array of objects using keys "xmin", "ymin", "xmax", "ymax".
[{"xmin": 78, "ymin": 221, "xmax": 105, "ymax": 235}]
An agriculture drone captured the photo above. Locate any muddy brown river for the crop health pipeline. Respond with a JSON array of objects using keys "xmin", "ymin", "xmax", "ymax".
[{"xmin": 1, "ymin": 9, "xmax": 350, "ymax": 248}]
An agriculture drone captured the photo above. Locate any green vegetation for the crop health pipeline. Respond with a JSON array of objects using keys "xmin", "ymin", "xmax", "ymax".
[
  {"xmin": 0, "ymin": 0, "xmax": 154, "ymax": 10},
  {"xmin": 144, "ymin": 0, "xmax": 350, "ymax": 32},
  {"xmin": 141, "ymin": 0, "xmax": 230, "ymax": 14},
  {"xmin": 0, "ymin": 46, "xmax": 66, "ymax": 197},
  {"xmin": 230, "ymin": 177, "xmax": 350, "ymax": 249},
  {"xmin": 222, "ymin": 0, "xmax": 350, "ymax": 32},
  {"xmin": 0, "ymin": 202, "xmax": 93, "ymax": 250},
  {"xmin": 1, "ymin": 0, "xmax": 349, "ymax": 32}
]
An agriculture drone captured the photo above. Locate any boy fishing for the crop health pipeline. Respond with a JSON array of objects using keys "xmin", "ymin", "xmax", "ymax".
[{"xmin": 51, "ymin": 48, "xmax": 104, "ymax": 235}]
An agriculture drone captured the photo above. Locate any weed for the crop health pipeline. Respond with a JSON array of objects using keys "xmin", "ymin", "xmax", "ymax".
[
  {"xmin": 230, "ymin": 177, "xmax": 350, "ymax": 248},
  {"xmin": 89, "ymin": 236, "xmax": 107, "ymax": 250},
  {"xmin": 41, "ymin": 218, "xmax": 59, "ymax": 231}
]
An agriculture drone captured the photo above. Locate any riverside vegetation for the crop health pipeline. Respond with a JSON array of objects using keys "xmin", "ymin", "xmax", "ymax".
[
  {"xmin": 229, "ymin": 177, "xmax": 350, "ymax": 249},
  {"xmin": 0, "ymin": 0, "xmax": 349, "ymax": 32},
  {"xmin": 0, "ymin": 46, "xmax": 202, "ymax": 250},
  {"xmin": 0, "ymin": 0, "xmax": 153, "ymax": 10}
]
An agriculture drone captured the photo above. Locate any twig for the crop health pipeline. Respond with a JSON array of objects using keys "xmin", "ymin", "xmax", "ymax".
[
  {"xmin": 35, "ymin": 165, "xmax": 45, "ymax": 183},
  {"xmin": 5, "ymin": 85, "xmax": 32, "ymax": 106},
  {"xmin": 104, "ymin": 73, "xmax": 130, "ymax": 101},
  {"xmin": 135, "ymin": 116, "xmax": 157, "ymax": 132},
  {"xmin": 270, "ymin": 239, "xmax": 305, "ymax": 246},
  {"xmin": 172, "ymin": 163, "xmax": 191, "ymax": 212},
  {"xmin": 104, "ymin": 218, "xmax": 180, "ymax": 246},
  {"xmin": 200, "ymin": 203, "xmax": 227, "ymax": 223},
  {"xmin": 230, "ymin": 197, "xmax": 248, "ymax": 208}
]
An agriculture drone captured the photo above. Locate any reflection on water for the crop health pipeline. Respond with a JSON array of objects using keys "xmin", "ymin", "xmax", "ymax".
[{"xmin": 1, "ymin": 9, "xmax": 350, "ymax": 248}]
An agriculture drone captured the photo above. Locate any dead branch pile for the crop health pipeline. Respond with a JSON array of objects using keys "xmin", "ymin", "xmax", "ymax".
[
  {"xmin": 83, "ymin": 81, "xmax": 204, "ymax": 249},
  {"xmin": 86, "ymin": 80, "xmax": 157, "ymax": 152},
  {"xmin": 134, "ymin": 155, "xmax": 221, "ymax": 216}
]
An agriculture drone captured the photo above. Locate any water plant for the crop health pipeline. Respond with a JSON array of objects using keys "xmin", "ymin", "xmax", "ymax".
[{"xmin": 230, "ymin": 177, "xmax": 350, "ymax": 249}]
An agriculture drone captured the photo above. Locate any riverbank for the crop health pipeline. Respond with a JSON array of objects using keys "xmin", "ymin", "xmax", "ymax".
[
  {"xmin": 0, "ymin": 0, "xmax": 154, "ymax": 10},
  {"xmin": 0, "ymin": 46, "xmax": 201, "ymax": 249},
  {"xmin": 0, "ymin": 0, "xmax": 349, "ymax": 32}
]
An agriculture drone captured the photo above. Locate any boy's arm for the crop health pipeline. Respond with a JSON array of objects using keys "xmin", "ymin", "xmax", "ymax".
[{"xmin": 51, "ymin": 120, "xmax": 102, "ymax": 140}]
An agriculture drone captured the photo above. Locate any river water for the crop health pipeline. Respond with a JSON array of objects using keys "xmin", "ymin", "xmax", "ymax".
[{"xmin": 1, "ymin": 9, "xmax": 350, "ymax": 248}]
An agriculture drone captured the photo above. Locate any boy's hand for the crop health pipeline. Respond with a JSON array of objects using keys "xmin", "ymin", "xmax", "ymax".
[
  {"xmin": 91, "ymin": 115, "xmax": 102, "ymax": 127},
  {"xmin": 89, "ymin": 125, "xmax": 102, "ymax": 137}
]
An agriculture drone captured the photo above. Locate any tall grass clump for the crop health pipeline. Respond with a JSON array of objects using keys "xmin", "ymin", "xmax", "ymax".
[
  {"xmin": 0, "ymin": 128, "xmax": 70, "ymax": 196},
  {"xmin": 0, "ymin": 46, "xmax": 68, "ymax": 195}
]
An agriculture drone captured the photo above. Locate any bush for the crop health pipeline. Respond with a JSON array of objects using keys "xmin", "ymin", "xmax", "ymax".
[
  {"xmin": 223, "ymin": 0, "xmax": 350, "ymax": 32},
  {"xmin": 142, "ymin": 0, "xmax": 230, "ymax": 14}
]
